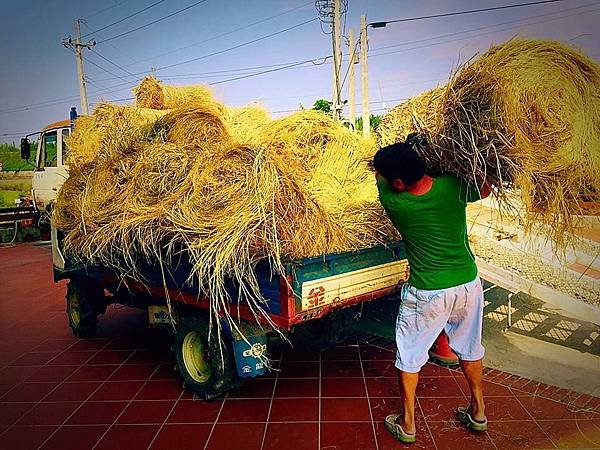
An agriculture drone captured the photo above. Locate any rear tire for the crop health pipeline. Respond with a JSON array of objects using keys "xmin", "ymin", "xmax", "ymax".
[
  {"xmin": 174, "ymin": 313, "xmax": 237, "ymax": 399},
  {"xmin": 66, "ymin": 277, "xmax": 102, "ymax": 338}
]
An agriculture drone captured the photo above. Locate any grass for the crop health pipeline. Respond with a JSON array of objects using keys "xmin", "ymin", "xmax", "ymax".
[
  {"xmin": 0, "ymin": 178, "xmax": 31, "ymax": 208},
  {"xmin": 0, "ymin": 143, "xmax": 35, "ymax": 172},
  {"xmin": 0, "ymin": 190, "xmax": 23, "ymax": 208}
]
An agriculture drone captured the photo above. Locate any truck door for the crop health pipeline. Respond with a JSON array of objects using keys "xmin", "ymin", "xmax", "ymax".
[{"xmin": 32, "ymin": 129, "xmax": 69, "ymax": 208}]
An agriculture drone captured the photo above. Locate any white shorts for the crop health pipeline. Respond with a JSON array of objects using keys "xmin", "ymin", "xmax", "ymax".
[{"xmin": 395, "ymin": 277, "xmax": 485, "ymax": 373}]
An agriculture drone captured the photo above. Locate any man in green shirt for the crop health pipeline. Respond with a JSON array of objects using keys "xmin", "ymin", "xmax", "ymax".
[{"xmin": 374, "ymin": 141, "xmax": 490, "ymax": 444}]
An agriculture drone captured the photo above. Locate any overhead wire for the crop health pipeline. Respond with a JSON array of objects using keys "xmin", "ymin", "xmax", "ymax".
[
  {"xmin": 0, "ymin": 17, "xmax": 321, "ymax": 114},
  {"xmin": 4, "ymin": 1, "xmax": 595, "ymax": 116},
  {"xmin": 369, "ymin": 4, "xmax": 600, "ymax": 59},
  {"xmin": 80, "ymin": 0, "xmax": 168, "ymax": 39},
  {"xmin": 208, "ymin": 57, "xmax": 331, "ymax": 85},
  {"xmin": 83, "ymin": 0, "xmax": 129, "ymax": 20},
  {"xmin": 89, "ymin": 48, "xmax": 136, "ymax": 77},
  {"xmin": 368, "ymin": 0, "xmax": 567, "ymax": 26},
  {"xmin": 95, "ymin": 0, "xmax": 209, "ymax": 44},
  {"xmin": 370, "ymin": 1, "xmax": 598, "ymax": 53},
  {"xmin": 81, "ymin": 21, "xmax": 140, "ymax": 73},
  {"xmin": 123, "ymin": 1, "xmax": 314, "ymax": 67},
  {"xmin": 154, "ymin": 17, "xmax": 320, "ymax": 72}
]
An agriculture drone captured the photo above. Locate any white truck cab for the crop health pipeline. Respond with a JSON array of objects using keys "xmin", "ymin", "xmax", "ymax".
[{"xmin": 21, "ymin": 119, "xmax": 71, "ymax": 210}]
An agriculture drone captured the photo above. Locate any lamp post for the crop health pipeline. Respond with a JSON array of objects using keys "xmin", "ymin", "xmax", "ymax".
[{"xmin": 359, "ymin": 18, "xmax": 390, "ymax": 138}]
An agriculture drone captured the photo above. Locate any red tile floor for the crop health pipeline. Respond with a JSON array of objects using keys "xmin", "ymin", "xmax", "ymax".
[{"xmin": 1, "ymin": 244, "xmax": 600, "ymax": 449}]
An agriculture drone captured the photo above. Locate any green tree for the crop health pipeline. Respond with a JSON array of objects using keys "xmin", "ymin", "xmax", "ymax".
[
  {"xmin": 354, "ymin": 114, "xmax": 382, "ymax": 132},
  {"xmin": 312, "ymin": 99, "xmax": 332, "ymax": 114}
]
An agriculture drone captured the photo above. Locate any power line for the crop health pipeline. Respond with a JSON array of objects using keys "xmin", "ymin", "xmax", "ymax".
[
  {"xmin": 4, "ymin": 2, "xmax": 595, "ymax": 117},
  {"xmin": 93, "ymin": 59, "xmax": 324, "ymax": 83},
  {"xmin": 370, "ymin": 1, "xmax": 597, "ymax": 53},
  {"xmin": 368, "ymin": 0, "xmax": 567, "ymax": 27},
  {"xmin": 83, "ymin": 0, "xmax": 129, "ymax": 20},
  {"xmin": 80, "ymin": 0, "xmax": 168, "ymax": 39},
  {"xmin": 156, "ymin": 17, "xmax": 319, "ymax": 72},
  {"xmin": 369, "ymin": 4, "xmax": 600, "ymax": 59},
  {"xmin": 96, "ymin": 0, "xmax": 209, "ymax": 44},
  {"xmin": 208, "ymin": 57, "xmax": 331, "ymax": 85},
  {"xmin": 123, "ymin": 1, "xmax": 314, "ymax": 67},
  {"xmin": 89, "ymin": 48, "xmax": 136, "ymax": 77},
  {"xmin": 85, "ymin": 54, "xmax": 134, "ymax": 83},
  {"xmin": 0, "ymin": 80, "xmax": 138, "ymax": 115},
  {"xmin": 81, "ymin": 21, "xmax": 140, "ymax": 72}
]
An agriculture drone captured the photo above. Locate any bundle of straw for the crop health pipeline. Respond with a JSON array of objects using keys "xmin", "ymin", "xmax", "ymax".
[
  {"xmin": 133, "ymin": 76, "xmax": 215, "ymax": 109},
  {"xmin": 56, "ymin": 80, "xmax": 398, "ymax": 340},
  {"xmin": 378, "ymin": 38, "xmax": 600, "ymax": 248}
]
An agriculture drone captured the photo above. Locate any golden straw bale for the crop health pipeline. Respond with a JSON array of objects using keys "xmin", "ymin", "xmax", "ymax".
[
  {"xmin": 134, "ymin": 76, "xmax": 216, "ymax": 109},
  {"xmin": 225, "ymin": 105, "xmax": 270, "ymax": 143},
  {"xmin": 378, "ymin": 38, "xmax": 600, "ymax": 248},
  {"xmin": 378, "ymin": 87, "xmax": 446, "ymax": 147},
  {"xmin": 65, "ymin": 103, "xmax": 165, "ymax": 170},
  {"xmin": 156, "ymin": 103, "xmax": 230, "ymax": 148},
  {"xmin": 55, "ymin": 77, "xmax": 398, "ymax": 338}
]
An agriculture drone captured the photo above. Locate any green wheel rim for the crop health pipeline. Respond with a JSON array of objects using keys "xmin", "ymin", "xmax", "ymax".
[
  {"xmin": 182, "ymin": 331, "xmax": 211, "ymax": 383},
  {"xmin": 69, "ymin": 290, "xmax": 81, "ymax": 328}
]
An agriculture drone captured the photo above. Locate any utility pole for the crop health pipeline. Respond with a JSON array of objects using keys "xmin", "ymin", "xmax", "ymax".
[
  {"xmin": 360, "ymin": 15, "xmax": 370, "ymax": 138},
  {"xmin": 62, "ymin": 19, "xmax": 95, "ymax": 115},
  {"xmin": 348, "ymin": 28, "xmax": 356, "ymax": 127},
  {"xmin": 331, "ymin": 0, "xmax": 342, "ymax": 121}
]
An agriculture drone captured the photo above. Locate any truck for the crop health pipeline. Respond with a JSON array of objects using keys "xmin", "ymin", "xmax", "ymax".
[
  {"xmin": 19, "ymin": 110, "xmax": 410, "ymax": 398},
  {"xmin": 52, "ymin": 232, "xmax": 408, "ymax": 398},
  {"xmin": 20, "ymin": 115, "xmax": 72, "ymax": 215},
  {"xmin": 0, "ymin": 117, "xmax": 72, "ymax": 240}
]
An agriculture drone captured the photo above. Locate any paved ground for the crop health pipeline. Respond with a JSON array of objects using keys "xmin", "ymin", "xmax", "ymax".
[{"xmin": 1, "ymin": 244, "xmax": 600, "ymax": 450}]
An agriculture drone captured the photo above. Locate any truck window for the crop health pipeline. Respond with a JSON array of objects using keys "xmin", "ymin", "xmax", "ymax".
[
  {"xmin": 62, "ymin": 128, "xmax": 70, "ymax": 164},
  {"xmin": 42, "ymin": 131, "xmax": 58, "ymax": 168}
]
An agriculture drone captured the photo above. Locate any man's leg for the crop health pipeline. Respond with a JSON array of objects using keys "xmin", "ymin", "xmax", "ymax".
[
  {"xmin": 390, "ymin": 284, "xmax": 449, "ymax": 442},
  {"xmin": 395, "ymin": 369, "xmax": 419, "ymax": 434},
  {"xmin": 459, "ymin": 358, "xmax": 486, "ymax": 421},
  {"xmin": 444, "ymin": 277, "xmax": 487, "ymax": 428}
]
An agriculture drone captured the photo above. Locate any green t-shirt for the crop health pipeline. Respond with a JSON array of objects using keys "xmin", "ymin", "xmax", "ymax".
[{"xmin": 377, "ymin": 175, "xmax": 480, "ymax": 290}]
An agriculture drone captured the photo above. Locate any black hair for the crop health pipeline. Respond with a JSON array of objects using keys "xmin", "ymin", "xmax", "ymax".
[{"xmin": 373, "ymin": 141, "xmax": 426, "ymax": 186}]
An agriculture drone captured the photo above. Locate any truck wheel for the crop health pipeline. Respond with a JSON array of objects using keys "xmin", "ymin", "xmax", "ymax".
[
  {"xmin": 174, "ymin": 314, "xmax": 237, "ymax": 400},
  {"xmin": 66, "ymin": 278, "xmax": 101, "ymax": 338}
]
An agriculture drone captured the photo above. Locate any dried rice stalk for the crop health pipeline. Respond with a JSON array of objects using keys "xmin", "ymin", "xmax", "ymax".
[
  {"xmin": 378, "ymin": 38, "xmax": 600, "ymax": 249},
  {"xmin": 134, "ymin": 76, "xmax": 215, "ymax": 109},
  {"xmin": 54, "ymin": 88, "xmax": 398, "ymax": 344}
]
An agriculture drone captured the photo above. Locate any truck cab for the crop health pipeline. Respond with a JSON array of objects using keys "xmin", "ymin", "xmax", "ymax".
[{"xmin": 22, "ymin": 119, "xmax": 71, "ymax": 210}]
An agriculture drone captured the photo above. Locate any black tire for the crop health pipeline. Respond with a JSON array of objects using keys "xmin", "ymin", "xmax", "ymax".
[
  {"xmin": 174, "ymin": 313, "xmax": 237, "ymax": 400},
  {"xmin": 66, "ymin": 277, "xmax": 102, "ymax": 338}
]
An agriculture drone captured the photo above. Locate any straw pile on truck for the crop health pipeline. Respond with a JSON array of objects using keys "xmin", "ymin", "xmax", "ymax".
[
  {"xmin": 54, "ymin": 37, "xmax": 599, "ymax": 337},
  {"xmin": 378, "ymin": 39, "xmax": 600, "ymax": 248},
  {"xmin": 54, "ymin": 78, "xmax": 399, "ymax": 335}
]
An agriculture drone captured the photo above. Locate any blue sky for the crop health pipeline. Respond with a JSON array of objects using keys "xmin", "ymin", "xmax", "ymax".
[{"xmin": 1, "ymin": 0, "xmax": 598, "ymax": 143}]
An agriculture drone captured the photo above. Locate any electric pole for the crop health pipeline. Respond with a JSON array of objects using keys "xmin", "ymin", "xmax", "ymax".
[
  {"xmin": 360, "ymin": 15, "xmax": 370, "ymax": 138},
  {"xmin": 348, "ymin": 28, "xmax": 356, "ymax": 127},
  {"xmin": 331, "ymin": 0, "xmax": 342, "ymax": 121},
  {"xmin": 62, "ymin": 19, "xmax": 95, "ymax": 115}
]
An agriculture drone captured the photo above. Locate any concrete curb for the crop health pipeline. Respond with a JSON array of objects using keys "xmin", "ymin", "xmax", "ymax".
[{"xmin": 476, "ymin": 257, "xmax": 600, "ymax": 325}]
